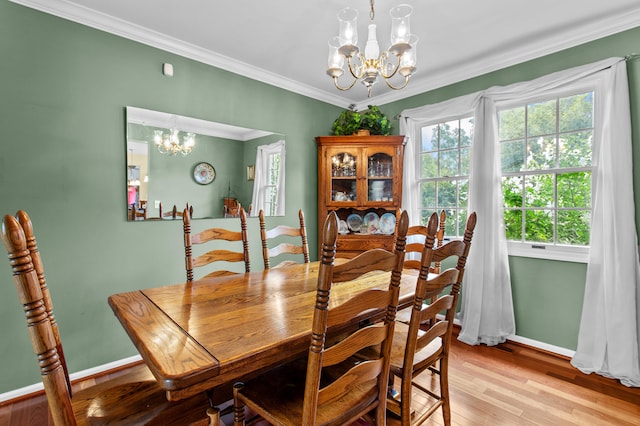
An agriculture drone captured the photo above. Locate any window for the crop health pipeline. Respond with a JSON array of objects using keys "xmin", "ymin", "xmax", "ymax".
[
  {"xmin": 262, "ymin": 151, "xmax": 281, "ymax": 216},
  {"xmin": 418, "ymin": 117, "xmax": 474, "ymax": 237},
  {"xmin": 251, "ymin": 139, "xmax": 286, "ymax": 217},
  {"xmin": 499, "ymin": 90, "xmax": 593, "ymax": 261}
]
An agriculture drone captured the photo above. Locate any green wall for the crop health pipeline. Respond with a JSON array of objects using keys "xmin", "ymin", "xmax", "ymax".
[
  {"xmin": 0, "ymin": 1, "xmax": 341, "ymax": 394},
  {"xmin": 2, "ymin": 0, "xmax": 640, "ymax": 395}
]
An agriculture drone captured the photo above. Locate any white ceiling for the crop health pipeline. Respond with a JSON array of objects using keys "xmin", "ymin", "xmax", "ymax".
[{"xmin": 12, "ymin": 0, "xmax": 640, "ymax": 109}]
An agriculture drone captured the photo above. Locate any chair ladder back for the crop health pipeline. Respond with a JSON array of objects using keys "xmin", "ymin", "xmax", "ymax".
[
  {"xmin": 160, "ymin": 202, "xmax": 178, "ymax": 219},
  {"xmin": 258, "ymin": 209, "xmax": 270, "ymax": 269},
  {"xmin": 259, "ymin": 208, "xmax": 310, "ymax": 269},
  {"xmin": 184, "ymin": 208, "xmax": 250, "ymax": 281},
  {"xmin": 239, "ymin": 208, "xmax": 250, "ymax": 273},
  {"xmin": 16, "ymin": 210, "xmax": 72, "ymax": 396},
  {"xmin": 302, "ymin": 210, "xmax": 409, "ymax": 424},
  {"xmin": 1, "ymin": 214, "xmax": 77, "ymax": 426},
  {"xmin": 183, "ymin": 209, "xmax": 195, "ymax": 282},
  {"xmin": 298, "ymin": 209, "xmax": 310, "ymax": 264},
  {"xmin": 431, "ymin": 210, "xmax": 447, "ymax": 274},
  {"xmin": 403, "ymin": 225, "xmax": 427, "ymax": 271}
]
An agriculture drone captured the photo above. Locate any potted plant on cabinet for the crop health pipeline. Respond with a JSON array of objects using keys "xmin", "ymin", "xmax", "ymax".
[{"xmin": 331, "ymin": 104, "xmax": 392, "ymax": 136}]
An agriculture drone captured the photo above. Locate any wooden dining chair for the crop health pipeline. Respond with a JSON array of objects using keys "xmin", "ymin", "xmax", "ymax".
[
  {"xmin": 404, "ymin": 209, "xmax": 446, "ymax": 272},
  {"xmin": 259, "ymin": 208, "xmax": 310, "ymax": 269},
  {"xmin": 129, "ymin": 204, "xmax": 147, "ymax": 220},
  {"xmin": 183, "ymin": 207, "xmax": 250, "ymax": 281},
  {"xmin": 387, "ymin": 211, "xmax": 476, "ymax": 426},
  {"xmin": 162, "ymin": 203, "xmax": 193, "ymax": 220},
  {"xmin": 397, "ymin": 210, "xmax": 447, "ymax": 325},
  {"xmin": 1, "ymin": 211, "xmax": 212, "ymax": 426},
  {"xmin": 232, "ymin": 210, "xmax": 409, "ymax": 425}
]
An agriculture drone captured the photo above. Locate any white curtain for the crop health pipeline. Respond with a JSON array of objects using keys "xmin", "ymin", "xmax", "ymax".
[
  {"xmin": 459, "ymin": 95, "xmax": 516, "ymax": 345},
  {"xmin": 400, "ymin": 92, "xmax": 516, "ymax": 346},
  {"xmin": 250, "ymin": 139, "xmax": 286, "ymax": 217},
  {"xmin": 569, "ymin": 59, "xmax": 640, "ymax": 387},
  {"xmin": 482, "ymin": 57, "xmax": 639, "ymax": 385}
]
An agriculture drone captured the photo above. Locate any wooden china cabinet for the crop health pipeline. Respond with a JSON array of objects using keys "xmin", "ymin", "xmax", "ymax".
[{"xmin": 316, "ymin": 135, "xmax": 405, "ymax": 258}]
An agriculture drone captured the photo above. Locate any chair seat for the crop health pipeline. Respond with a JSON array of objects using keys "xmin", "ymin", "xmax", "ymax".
[
  {"xmin": 389, "ymin": 322, "xmax": 443, "ymax": 377},
  {"xmin": 395, "ymin": 306, "xmax": 412, "ymax": 324},
  {"xmin": 236, "ymin": 359, "xmax": 379, "ymax": 426},
  {"xmin": 71, "ymin": 363, "xmax": 210, "ymax": 426}
]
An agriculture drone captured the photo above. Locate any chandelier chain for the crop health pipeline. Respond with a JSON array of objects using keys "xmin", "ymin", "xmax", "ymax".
[{"xmin": 370, "ymin": 0, "xmax": 375, "ymax": 21}]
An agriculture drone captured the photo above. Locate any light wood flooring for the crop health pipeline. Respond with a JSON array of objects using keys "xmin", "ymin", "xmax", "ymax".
[{"xmin": 2, "ymin": 332, "xmax": 639, "ymax": 425}]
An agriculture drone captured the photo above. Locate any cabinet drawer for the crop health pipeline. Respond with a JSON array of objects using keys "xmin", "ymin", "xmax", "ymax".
[{"xmin": 336, "ymin": 235, "xmax": 394, "ymax": 252}]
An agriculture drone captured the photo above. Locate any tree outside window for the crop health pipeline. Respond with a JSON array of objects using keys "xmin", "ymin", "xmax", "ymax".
[
  {"xmin": 419, "ymin": 117, "xmax": 473, "ymax": 237},
  {"xmin": 499, "ymin": 92, "xmax": 593, "ymax": 247}
]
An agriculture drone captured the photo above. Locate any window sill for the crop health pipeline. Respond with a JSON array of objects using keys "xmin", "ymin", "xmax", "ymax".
[{"xmin": 507, "ymin": 242, "xmax": 589, "ymax": 263}]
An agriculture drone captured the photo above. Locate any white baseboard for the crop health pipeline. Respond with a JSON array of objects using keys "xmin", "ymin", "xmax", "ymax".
[
  {"xmin": 507, "ymin": 334, "xmax": 576, "ymax": 358},
  {"xmin": 451, "ymin": 316, "xmax": 576, "ymax": 358},
  {"xmin": 0, "ymin": 354, "xmax": 141, "ymax": 403}
]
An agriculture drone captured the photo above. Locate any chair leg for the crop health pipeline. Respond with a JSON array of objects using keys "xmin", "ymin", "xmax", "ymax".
[
  {"xmin": 232, "ymin": 382, "xmax": 246, "ymax": 426},
  {"xmin": 400, "ymin": 372, "xmax": 413, "ymax": 426},
  {"xmin": 440, "ymin": 358, "xmax": 451, "ymax": 426}
]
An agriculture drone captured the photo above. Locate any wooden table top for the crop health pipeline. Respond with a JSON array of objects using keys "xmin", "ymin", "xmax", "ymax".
[{"xmin": 108, "ymin": 261, "xmax": 418, "ymax": 401}]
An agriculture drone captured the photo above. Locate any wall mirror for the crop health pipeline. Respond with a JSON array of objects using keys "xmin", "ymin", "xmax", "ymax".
[{"xmin": 126, "ymin": 106, "xmax": 285, "ymax": 221}]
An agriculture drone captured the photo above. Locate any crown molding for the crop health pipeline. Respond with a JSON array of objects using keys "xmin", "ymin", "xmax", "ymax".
[{"xmin": 11, "ymin": 0, "xmax": 640, "ymax": 110}]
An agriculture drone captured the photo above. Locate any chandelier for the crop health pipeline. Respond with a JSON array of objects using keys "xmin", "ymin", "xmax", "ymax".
[
  {"xmin": 154, "ymin": 128, "xmax": 196, "ymax": 156},
  {"xmin": 327, "ymin": 1, "xmax": 417, "ymax": 97}
]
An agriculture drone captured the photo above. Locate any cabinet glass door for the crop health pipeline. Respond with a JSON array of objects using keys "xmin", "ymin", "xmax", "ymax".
[
  {"xmin": 366, "ymin": 151, "xmax": 394, "ymax": 204},
  {"xmin": 329, "ymin": 150, "xmax": 358, "ymax": 203}
]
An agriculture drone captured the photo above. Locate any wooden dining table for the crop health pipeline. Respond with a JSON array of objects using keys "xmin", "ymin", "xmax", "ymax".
[{"xmin": 108, "ymin": 261, "xmax": 419, "ymax": 407}]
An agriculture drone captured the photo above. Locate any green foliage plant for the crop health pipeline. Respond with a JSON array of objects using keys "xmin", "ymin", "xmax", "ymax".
[
  {"xmin": 331, "ymin": 105, "xmax": 361, "ymax": 135},
  {"xmin": 331, "ymin": 104, "xmax": 392, "ymax": 136},
  {"xmin": 360, "ymin": 105, "xmax": 392, "ymax": 135}
]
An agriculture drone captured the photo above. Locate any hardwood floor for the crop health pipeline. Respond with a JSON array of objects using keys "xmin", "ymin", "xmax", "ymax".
[{"xmin": 2, "ymin": 332, "xmax": 639, "ymax": 425}]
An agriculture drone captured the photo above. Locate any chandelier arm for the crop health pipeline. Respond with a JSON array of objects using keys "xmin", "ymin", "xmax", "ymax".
[
  {"xmin": 378, "ymin": 53, "xmax": 401, "ymax": 79},
  {"xmin": 382, "ymin": 74, "xmax": 411, "ymax": 91},
  {"xmin": 345, "ymin": 55, "xmax": 365, "ymax": 80},
  {"xmin": 333, "ymin": 76, "xmax": 360, "ymax": 92}
]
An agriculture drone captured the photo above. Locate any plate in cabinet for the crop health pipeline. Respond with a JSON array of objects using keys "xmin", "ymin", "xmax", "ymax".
[
  {"xmin": 362, "ymin": 212, "xmax": 380, "ymax": 234},
  {"xmin": 347, "ymin": 214, "xmax": 363, "ymax": 232},
  {"xmin": 379, "ymin": 213, "xmax": 396, "ymax": 235}
]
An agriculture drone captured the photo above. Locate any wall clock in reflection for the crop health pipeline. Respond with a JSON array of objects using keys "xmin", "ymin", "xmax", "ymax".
[{"xmin": 193, "ymin": 162, "xmax": 215, "ymax": 185}]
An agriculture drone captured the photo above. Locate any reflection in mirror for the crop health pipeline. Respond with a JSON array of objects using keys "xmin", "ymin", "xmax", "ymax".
[{"xmin": 126, "ymin": 107, "xmax": 285, "ymax": 221}]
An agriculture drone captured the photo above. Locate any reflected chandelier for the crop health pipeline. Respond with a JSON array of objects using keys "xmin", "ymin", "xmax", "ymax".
[
  {"xmin": 327, "ymin": 0, "xmax": 417, "ymax": 97},
  {"xmin": 154, "ymin": 128, "xmax": 196, "ymax": 156}
]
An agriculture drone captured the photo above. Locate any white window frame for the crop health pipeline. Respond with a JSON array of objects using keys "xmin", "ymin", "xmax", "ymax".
[
  {"xmin": 251, "ymin": 139, "xmax": 286, "ymax": 217},
  {"xmin": 415, "ymin": 115, "xmax": 474, "ymax": 239},
  {"xmin": 497, "ymin": 81, "xmax": 596, "ymax": 263}
]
